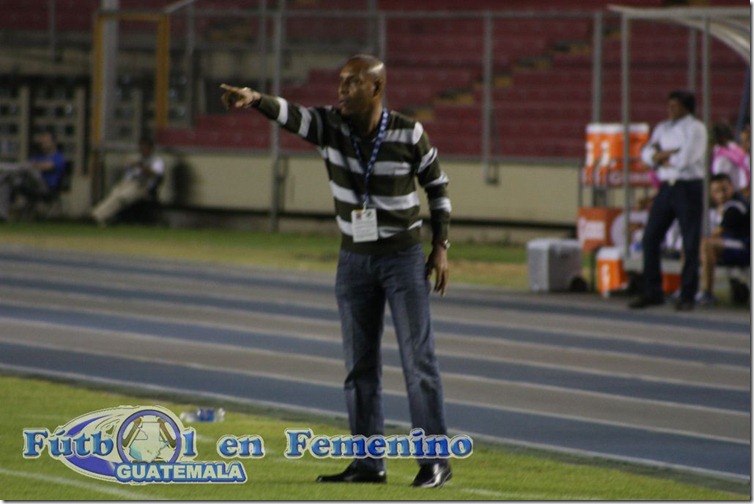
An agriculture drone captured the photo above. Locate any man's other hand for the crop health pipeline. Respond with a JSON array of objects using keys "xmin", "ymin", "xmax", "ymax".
[{"xmin": 426, "ymin": 246, "xmax": 449, "ymax": 296}]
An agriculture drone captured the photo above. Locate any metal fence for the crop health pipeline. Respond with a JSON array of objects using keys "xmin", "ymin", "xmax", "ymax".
[
  {"xmin": 7, "ymin": 2, "xmax": 747, "ymax": 161},
  {"xmin": 90, "ymin": 3, "xmax": 747, "ymax": 155}
]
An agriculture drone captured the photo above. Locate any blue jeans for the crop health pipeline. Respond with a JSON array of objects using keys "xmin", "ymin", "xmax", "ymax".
[{"xmin": 335, "ymin": 244, "xmax": 448, "ymax": 470}]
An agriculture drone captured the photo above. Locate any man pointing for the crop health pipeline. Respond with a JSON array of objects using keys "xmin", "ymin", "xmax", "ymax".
[{"xmin": 221, "ymin": 54, "xmax": 453, "ymax": 488}]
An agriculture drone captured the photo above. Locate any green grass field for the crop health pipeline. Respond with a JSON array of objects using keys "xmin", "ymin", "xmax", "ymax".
[
  {"xmin": 0, "ymin": 375, "xmax": 747, "ymax": 501},
  {"xmin": 0, "ymin": 222, "xmax": 749, "ymax": 500}
]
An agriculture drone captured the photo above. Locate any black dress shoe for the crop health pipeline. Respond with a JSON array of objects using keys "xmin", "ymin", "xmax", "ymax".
[
  {"xmin": 316, "ymin": 464, "xmax": 386, "ymax": 484},
  {"xmin": 628, "ymin": 295, "xmax": 664, "ymax": 309},
  {"xmin": 411, "ymin": 463, "xmax": 452, "ymax": 488},
  {"xmin": 675, "ymin": 299, "xmax": 695, "ymax": 311}
]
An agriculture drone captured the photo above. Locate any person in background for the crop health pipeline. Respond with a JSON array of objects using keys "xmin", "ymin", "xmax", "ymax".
[
  {"xmin": 221, "ymin": 54, "xmax": 453, "ymax": 488},
  {"xmin": 0, "ymin": 131, "xmax": 66, "ymax": 222},
  {"xmin": 710, "ymin": 122, "xmax": 749, "ymax": 198},
  {"xmin": 739, "ymin": 124, "xmax": 751, "ymax": 199},
  {"xmin": 698, "ymin": 173, "xmax": 750, "ymax": 305},
  {"xmin": 91, "ymin": 136, "xmax": 164, "ymax": 226},
  {"xmin": 629, "ymin": 90, "xmax": 707, "ymax": 311}
]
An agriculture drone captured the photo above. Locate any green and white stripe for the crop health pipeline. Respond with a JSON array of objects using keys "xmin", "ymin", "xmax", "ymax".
[{"xmin": 255, "ymin": 94, "xmax": 450, "ymax": 254}]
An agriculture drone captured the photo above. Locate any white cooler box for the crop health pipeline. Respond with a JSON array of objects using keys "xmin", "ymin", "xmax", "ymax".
[{"xmin": 527, "ymin": 238, "xmax": 583, "ymax": 292}]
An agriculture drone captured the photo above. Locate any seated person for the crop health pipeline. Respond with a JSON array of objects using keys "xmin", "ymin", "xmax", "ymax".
[
  {"xmin": 0, "ymin": 131, "xmax": 67, "ymax": 222},
  {"xmin": 710, "ymin": 122, "xmax": 749, "ymax": 198},
  {"xmin": 91, "ymin": 136, "xmax": 164, "ymax": 226},
  {"xmin": 698, "ymin": 173, "xmax": 750, "ymax": 304}
]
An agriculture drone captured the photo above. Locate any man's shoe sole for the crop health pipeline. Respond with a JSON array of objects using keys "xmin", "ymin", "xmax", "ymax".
[{"xmin": 411, "ymin": 469, "xmax": 452, "ymax": 488}]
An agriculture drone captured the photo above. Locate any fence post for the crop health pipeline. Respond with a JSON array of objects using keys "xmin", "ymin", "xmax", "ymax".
[
  {"xmin": 183, "ymin": 2, "xmax": 196, "ymax": 124},
  {"xmin": 621, "ymin": 13, "xmax": 631, "ymax": 260},
  {"xmin": 92, "ymin": 2, "xmax": 120, "ymax": 146},
  {"xmin": 258, "ymin": 0, "xmax": 268, "ymax": 92},
  {"xmin": 687, "ymin": 29, "xmax": 697, "ymax": 92},
  {"xmin": 377, "ymin": 12, "xmax": 387, "ymax": 65},
  {"xmin": 481, "ymin": 13, "xmax": 494, "ymax": 183},
  {"xmin": 590, "ymin": 11, "xmax": 605, "ymax": 207},
  {"xmin": 701, "ymin": 16, "xmax": 711, "ymax": 238},
  {"xmin": 591, "ymin": 11, "xmax": 603, "ymax": 123},
  {"xmin": 269, "ymin": 2, "xmax": 285, "ymax": 232},
  {"xmin": 48, "ymin": 0, "xmax": 61, "ymax": 62},
  {"xmin": 378, "ymin": 12, "xmax": 387, "ymax": 108},
  {"xmin": 154, "ymin": 14, "xmax": 171, "ymax": 131}
]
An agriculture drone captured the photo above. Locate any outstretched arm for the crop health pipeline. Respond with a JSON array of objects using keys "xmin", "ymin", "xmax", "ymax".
[{"xmin": 220, "ymin": 83, "xmax": 324, "ymax": 146}]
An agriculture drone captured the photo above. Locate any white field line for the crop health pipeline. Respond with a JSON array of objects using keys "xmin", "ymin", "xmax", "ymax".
[
  {"xmin": 0, "ymin": 466, "xmax": 164, "ymax": 500},
  {"xmin": 0, "ymin": 293, "xmax": 747, "ymax": 392}
]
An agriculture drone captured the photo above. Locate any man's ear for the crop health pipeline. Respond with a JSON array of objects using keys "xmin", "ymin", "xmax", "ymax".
[{"xmin": 373, "ymin": 80, "xmax": 382, "ymax": 97}]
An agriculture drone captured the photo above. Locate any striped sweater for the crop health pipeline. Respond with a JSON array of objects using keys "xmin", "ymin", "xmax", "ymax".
[{"xmin": 254, "ymin": 94, "xmax": 451, "ymax": 255}]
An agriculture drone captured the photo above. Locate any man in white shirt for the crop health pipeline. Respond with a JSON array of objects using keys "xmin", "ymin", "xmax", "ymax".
[
  {"xmin": 629, "ymin": 90, "xmax": 707, "ymax": 311},
  {"xmin": 91, "ymin": 136, "xmax": 165, "ymax": 226}
]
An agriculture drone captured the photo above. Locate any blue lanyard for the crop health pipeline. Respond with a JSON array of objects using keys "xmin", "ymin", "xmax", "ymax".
[{"xmin": 349, "ymin": 109, "xmax": 389, "ymax": 208}]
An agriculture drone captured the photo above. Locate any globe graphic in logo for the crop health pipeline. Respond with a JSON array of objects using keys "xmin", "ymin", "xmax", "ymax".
[{"xmin": 116, "ymin": 410, "xmax": 182, "ymax": 464}]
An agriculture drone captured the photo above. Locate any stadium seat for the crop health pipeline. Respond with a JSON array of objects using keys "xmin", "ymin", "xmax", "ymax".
[
  {"xmin": 150, "ymin": 1, "xmax": 747, "ymax": 159},
  {"xmin": 19, "ymin": 160, "xmax": 74, "ymax": 221}
]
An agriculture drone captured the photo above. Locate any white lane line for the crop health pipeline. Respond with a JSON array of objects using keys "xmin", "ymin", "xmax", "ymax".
[
  {"xmin": 0, "ymin": 363, "xmax": 348, "ymax": 433},
  {"xmin": 0, "ymin": 466, "xmax": 164, "ymax": 500},
  {"xmin": 0, "ymin": 294, "xmax": 748, "ymax": 392},
  {"xmin": 455, "ymin": 429, "xmax": 751, "ymax": 484},
  {"xmin": 0, "ymin": 246, "xmax": 333, "ymax": 287},
  {"xmin": 432, "ymin": 310, "xmax": 750, "ymax": 350},
  {"xmin": 0, "ymin": 315, "xmax": 748, "ymax": 424},
  {"xmin": 2, "ymin": 247, "xmax": 747, "ymax": 333},
  {"xmin": 0, "ymin": 336, "xmax": 747, "ymax": 446},
  {"xmin": 460, "ymin": 488, "xmax": 597, "ymax": 500},
  {"xmin": 1, "ymin": 312, "xmax": 749, "ymax": 441},
  {"xmin": 1, "ymin": 266, "xmax": 748, "ymax": 352}
]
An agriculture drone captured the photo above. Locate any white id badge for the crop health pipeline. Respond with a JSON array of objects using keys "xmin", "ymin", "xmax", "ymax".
[{"xmin": 351, "ymin": 208, "xmax": 378, "ymax": 243}]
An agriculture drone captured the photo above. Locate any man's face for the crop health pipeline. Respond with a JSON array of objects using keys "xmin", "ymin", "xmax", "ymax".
[
  {"xmin": 337, "ymin": 62, "xmax": 377, "ymax": 118},
  {"xmin": 667, "ymin": 98, "xmax": 686, "ymax": 121},
  {"xmin": 36, "ymin": 133, "xmax": 55, "ymax": 153},
  {"xmin": 710, "ymin": 179, "xmax": 734, "ymax": 207}
]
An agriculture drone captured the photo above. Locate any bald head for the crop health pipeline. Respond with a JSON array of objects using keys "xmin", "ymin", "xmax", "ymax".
[
  {"xmin": 338, "ymin": 54, "xmax": 387, "ymax": 122},
  {"xmin": 346, "ymin": 54, "xmax": 386, "ymax": 87}
]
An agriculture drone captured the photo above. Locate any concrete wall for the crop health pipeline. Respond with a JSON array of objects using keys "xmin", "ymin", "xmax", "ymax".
[{"xmin": 86, "ymin": 150, "xmax": 581, "ymax": 238}]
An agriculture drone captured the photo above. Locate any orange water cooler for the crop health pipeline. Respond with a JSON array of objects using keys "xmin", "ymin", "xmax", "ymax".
[
  {"xmin": 582, "ymin": 123, "xmax": 652, "ymax": 188},
  {"xmin": 596, "ymin": 247, "xmax": 628, "ymax": 297},
  {"xmin": 662, "ymin": 272, "xmax": 682, "ymax": 295}
]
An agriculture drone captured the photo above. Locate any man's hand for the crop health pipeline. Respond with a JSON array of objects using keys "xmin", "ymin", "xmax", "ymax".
[
  {"xmin": 426, "ymin": 246, "xmax": 449, "ymax": 296},
  {"xmin": 220, "ymin": 84, "xmax": 261, "ymax": 110},
  {"xmin": 652, "ymin": 148, "xmax": 679, "ymax": 166}
]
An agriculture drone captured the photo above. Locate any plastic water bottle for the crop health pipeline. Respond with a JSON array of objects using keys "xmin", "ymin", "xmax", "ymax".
[{"xmin": 180, "ymin": 407, "xmax": 225, "ymax": 423}]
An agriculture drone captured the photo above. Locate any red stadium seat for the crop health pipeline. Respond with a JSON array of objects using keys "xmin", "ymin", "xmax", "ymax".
[{"xmin": 148, "ymin": 1, "xmax": 747, "ymax": 158}]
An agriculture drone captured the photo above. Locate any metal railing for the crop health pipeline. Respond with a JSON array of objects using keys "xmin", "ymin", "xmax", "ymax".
[{"xmin": 4, "ymin": 2, "xmax": 749, "ymax": 232}]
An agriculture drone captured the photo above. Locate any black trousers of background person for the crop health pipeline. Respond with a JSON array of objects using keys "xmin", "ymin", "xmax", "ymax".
[{"xmin": 641, "ymin": 179, "xmax": 704, "ymax": 302}]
